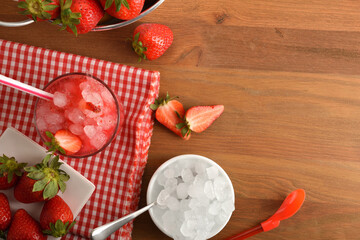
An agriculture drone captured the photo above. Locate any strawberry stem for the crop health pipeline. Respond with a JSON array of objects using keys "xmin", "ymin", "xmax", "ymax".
[
  {"xmin": 132, "ymin": 32, "xmax": 147, "ymax": 62},
  {"xmin": 0, "ymin": 155, "xmax": 27, "ymax": 183},
  {"xmin": 0, "ymin": 230, "xmax": 6, "ymax": 239},
  {"xmin": 43, "ymin": 219, "xmax": 76, "ymax": 237},
  {"xmin": 24, "ymin": 153, "xmax": 70, "ymax": 200},
  {"xmin": 176, "ymin": 120, "xmax": 191, "ymax": 137},
  {"xmin": 18, "ymin": 0, "xmax": 58, "ymax": 22},
  {"xmin": 45, "ymin": 131, "xmax": 66, "ymax": 155},
  {"xmin": 150, "ymin": 92, "xmax": 179, "ymax": 110},
  {"xmin": 58, "ymin": 0, "xmax": 81, "ymax": 36},
  {"xmin": 104, "ymin": 0, "xmax": 130, "ymax": 11}
]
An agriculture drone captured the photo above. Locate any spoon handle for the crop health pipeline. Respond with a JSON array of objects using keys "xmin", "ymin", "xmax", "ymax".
[
  {"xmin": 0, "ymin": 19, "xmax": 34, "ymax": 27},
  {"xmin": 90, "ymin": 202, "xmax": 156, "ymax": 240},
  {"xmin": 224, "ymin": 224, "xmax": 263, "ymax": 240}
]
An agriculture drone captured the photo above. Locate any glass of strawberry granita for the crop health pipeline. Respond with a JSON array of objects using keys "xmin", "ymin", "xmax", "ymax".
[{"xmin": 34, "ymin": 73, "xmax": 124, "ymax": 158}]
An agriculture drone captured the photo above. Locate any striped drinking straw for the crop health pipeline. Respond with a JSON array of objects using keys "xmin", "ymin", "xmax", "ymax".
[{"xmin": 0, "ymin": 73, "xmax": 53, "ymax": 101}]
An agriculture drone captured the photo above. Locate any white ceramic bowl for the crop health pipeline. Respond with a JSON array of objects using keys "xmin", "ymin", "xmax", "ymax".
[{"xmin": 146, "ymin": 154, "xmax": 235, "ymax": 239}]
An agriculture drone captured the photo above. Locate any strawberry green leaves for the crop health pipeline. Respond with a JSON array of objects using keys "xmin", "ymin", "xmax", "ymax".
[
  {"xmin": 24, "ymin": 153, "xmax": 70, "ymax": 200},
  {"xmin": 174, "ymin": 110, "xmax": 191, "ymax": 137},
  {"xmin": 44, "ymin": 131, "xmax": 66, "ymax": 155},
  {"xmin": 0, "ymin": 230, "xmax": 6, "ymax": 239},
  {"xmin": 0, "ymin": 154, "xmax": 27, "ymax": 183},
  {"xmin": 18, "ymin": 0, "xmax": 60, "ymax": 22},
  {"xmin": 43, "ymin": 219, "xmax": 76, "ymax": 237},
  {"xmin": 56, "ymin": 0, "xmax": 82, "ymax": 36},
  {"xmin": 176, "ymin": 121, "xmax": 191, "ymax": 138},
  {"xmin": 150, "ymin": 92, "xmax": 178, "ymax": 111},
  {"xmin": 132, "ymin": 32, "xmax": 148, "ymax": 62},
  {"xmin": 104, "ymin": 0, "xmax": 130, "ymax": 11},
  {"xmin": 151, "ymin": 93, "xmax": 189, "ymax": 140}
]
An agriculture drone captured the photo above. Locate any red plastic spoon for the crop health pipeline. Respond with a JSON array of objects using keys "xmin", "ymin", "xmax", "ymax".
[{"xmin": 225, "ymin": 189, "xmax": 306, "ymax": 240}]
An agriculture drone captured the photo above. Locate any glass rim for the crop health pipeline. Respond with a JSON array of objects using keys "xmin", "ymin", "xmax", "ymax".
[{"xmin": 34, "ymin": 72, "xmax": 121, "ymax": 158}]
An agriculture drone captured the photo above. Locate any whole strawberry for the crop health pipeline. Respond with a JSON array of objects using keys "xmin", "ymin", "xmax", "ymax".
[
  {"xmin": 18, "ymin": 0, "xmax": 60, "ymax": 22},
  {"xmin": 0, "ymin": 193, "xmax": 11, "ymax": 232},
  {"xmin": 0, "ymin": 154, "xmax": 27, "ymax": 190},
  {"xmin": 40, "ymin": 195, "xmax": 75, "ymax": 237},
  {"xmin": 57, "ymin": 0, "xmax": 104, "ymax": 36},
  {"xmin": 132, "ymin": 23, "xmax": 173, "ymax": 61},
  {"xmin": 150, "ymin": 93, "xmax": 190, "ymax": 140},
  {"xmin": 7, "ymin": 209, "xmax": 46, "ymax": 240},
  {"xmin": 177, "ymin": 105, "xmax": 224, "ymax": 137},
  {"xmin": 14, "ymin": 154, "xmax": 70, "ymax": 203},
  {"xmin": 100, "ymin": 0, "xmax": 144, "ymax": 20}
]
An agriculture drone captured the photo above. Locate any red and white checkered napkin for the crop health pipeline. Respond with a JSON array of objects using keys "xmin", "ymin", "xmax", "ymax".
[{"xmin": 0, "ymin": 39, "xmax": 160, "ymax": 239}]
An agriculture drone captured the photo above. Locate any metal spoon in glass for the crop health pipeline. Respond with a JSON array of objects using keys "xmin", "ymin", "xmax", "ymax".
[{"xmin": 90, "ymin": 201, "xmax": 156, "ymax": 240}]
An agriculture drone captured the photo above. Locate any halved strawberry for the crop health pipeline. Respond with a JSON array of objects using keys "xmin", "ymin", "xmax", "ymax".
[
  {"xmin": 86, "ymin": 102, "xmax": 101, "ymax": 113},
  {"xmin": 177, "ymin": 105, "xmax": 224, "ymax": 137},
  {"xmin": 78, "ymin": 99, "xmax": 102, "ymax": 113},
  {"xmin": 150, "ymin": 93, "xmax": 190, "ymax": 140},
  {"xmin": 54, "ymin": 130, "xmax": 82, "ymax": 154}
]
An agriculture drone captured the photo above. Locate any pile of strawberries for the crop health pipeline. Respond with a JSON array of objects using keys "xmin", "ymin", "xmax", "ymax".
[
  {"xmin": 18, "ymin": 0, "xmax": 145, "ymax": 35},
  {"xmin": 150, "ymin": 93, "xmax": 224, "ymax": 140},
  {"xmin": 0, "ymin": 154, "xmax": 74, "ymax": 239},
  {"xmin": 18, "ymin": 0, "xmax": 174, "ymax": 60}
]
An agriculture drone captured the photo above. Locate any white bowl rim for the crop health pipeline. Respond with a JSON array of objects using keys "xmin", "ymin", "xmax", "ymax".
[{"xmin": 146, "ymin": 154, "xmax": 235, "ymax": 239}]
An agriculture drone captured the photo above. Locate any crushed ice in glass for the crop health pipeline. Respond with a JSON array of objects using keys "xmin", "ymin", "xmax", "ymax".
[
  {"xmin": 53, "ymin": 91, "xmax": 68, "ymax": 108},
  {"xmin": 81, "ymin": 89, "xmax": 103, "ymax": 107},
  {"xmin": 90, "ymin": 131, "xmax": 107, "ymax": 149},
  {"xmin": 84, "ymin": 125, "xmax": 97, "ymax": 139},
  {"xmin": 155, "ymin": 160, "xmax": 235, "ymax": 240},
  {"xmin": 35, "ymin": 75, "xmax": 120, "ymax": 157},
  {"xmin": 66, "ymin": 108, "xmax": 85, "ymax": 124},
  {"xmin": 69, "ymin": 123, "xmax": 84, "ymax": 135}
]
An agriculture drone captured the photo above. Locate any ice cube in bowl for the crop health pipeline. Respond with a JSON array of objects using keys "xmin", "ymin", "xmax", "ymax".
[{"xmin": 147, "ymin": 154, "xmax": 235, "ymax": 240}]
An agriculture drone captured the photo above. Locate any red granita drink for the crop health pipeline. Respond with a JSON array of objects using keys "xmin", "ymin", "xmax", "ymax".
[{"xmin": 34, "ymin": 73, "xmax": 123, "ymax": 158}]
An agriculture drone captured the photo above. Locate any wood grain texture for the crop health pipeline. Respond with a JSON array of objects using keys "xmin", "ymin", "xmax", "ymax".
[{"xmin": 1, "ymin": 0, "xmax": 360, "ymax": 239}]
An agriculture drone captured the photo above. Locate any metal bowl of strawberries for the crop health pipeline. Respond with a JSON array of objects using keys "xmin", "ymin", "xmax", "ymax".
[{"xmin": 0, "ymin": 0, "xmax": 165, "ymax": 34}]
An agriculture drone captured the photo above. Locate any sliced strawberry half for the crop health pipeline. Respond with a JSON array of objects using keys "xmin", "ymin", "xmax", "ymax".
[
  {"xmin": 86, "ymin": 102, "xmax": 101, "ymax": 113},
  {"xmin": 150, "ymin": 93, "xmax": 190, "ymax": 140},
  {"xmin": 177, "ymin": 105, "xmax": 224, "ymax": 137},
  {"xmin": 54, "ymin": 130, "xmax": 82, "ymax": 154}
]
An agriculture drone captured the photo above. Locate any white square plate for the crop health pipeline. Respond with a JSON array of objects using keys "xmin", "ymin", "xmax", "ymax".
[{"xmin": 0, "ymin": 127, "xmax": 95, "ymax": 239}]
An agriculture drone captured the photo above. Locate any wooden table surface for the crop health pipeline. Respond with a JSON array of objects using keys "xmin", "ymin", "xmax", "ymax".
[{"xmin": 1, "ymin": 0, "xmax": 360, "ymax": 239}]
